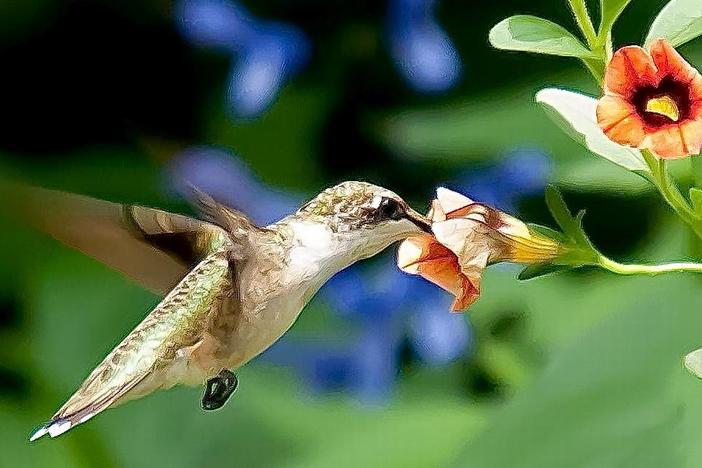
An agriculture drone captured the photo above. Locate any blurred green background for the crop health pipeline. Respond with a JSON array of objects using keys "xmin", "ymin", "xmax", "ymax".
[{"xmin": 2, "ymin": 0, "xmax": 702, "ymax": 467}]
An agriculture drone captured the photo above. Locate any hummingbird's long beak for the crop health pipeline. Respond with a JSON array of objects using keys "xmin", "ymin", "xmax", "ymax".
[{"xmin": 404, "ymin": 207, "xmax": 432, "ymax": 233}]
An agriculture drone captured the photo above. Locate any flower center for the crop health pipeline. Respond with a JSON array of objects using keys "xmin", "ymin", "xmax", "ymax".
[
  {"xmin": 632, "ymin": 76, "xmax": 691, "ymax": 127},
  {"xmin": 645, "ymin": 95, "xmax": 680, "ymax": 122}
]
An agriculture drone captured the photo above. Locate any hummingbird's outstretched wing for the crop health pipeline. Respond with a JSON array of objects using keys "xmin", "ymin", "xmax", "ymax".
[
  {"xmin": 15, "ymin": 185, "xmax": 263, "ymax": 441},
  {"xmin": 4, "ymin": 184, "xmax": 230, "ymax": 295},
  {"xmin": 30, "ymin": 249, "xmax": 236, "ymax": 441}
]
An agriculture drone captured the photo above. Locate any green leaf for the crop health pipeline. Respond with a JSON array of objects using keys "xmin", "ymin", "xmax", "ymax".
[
  {"xmin": 690, "ymin": 187, "xmax": 702, "ymax": 214},
  {"xmin": 536, "ymin": 88, "xmax": 650, "ymax": 174},
  {"xmin": 489, "ymin": 15, "xmax": 595, "ymax": 58},
  {"xmin": 544, "ymin": 185, "xmax": 581, "ymax": 240},
  {"xmin": 454, "ymin": 275, "xmax": 702, "ymax": 467},
  {"xmin": 599, "ymin": 0, "xmax": 632, "ymax": 38},
  {"xmin": 693, "ymin": 155, "xmax": 702, "ymax": 187},
  {"xmin": 645, "ymin": 0, "xmax": 702, "ymax": 48},
  {"xmin": 573, "ymin": 209, "xmax": 594, "ymax": 247},
  {"xmin": 518, "ymin": 263, "xmax": 570, "ymax": 280},
  {"xmin": 544, "ymin": 188, "xmax": 597, "ymax": 257}
]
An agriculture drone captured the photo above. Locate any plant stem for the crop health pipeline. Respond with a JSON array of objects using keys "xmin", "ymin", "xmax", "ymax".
[
  {"xmin": 582, "ymin": 57, "xmax": 605, "ymax": 83},
  {"xmin": 567, "ymin": 0, "xmax": 598, "ymax": 48},
  {"xmin": 641, "ymin": 149, "xmax": 702, "ymax": 240},
  {"xmin": 603, "ymin": 32, "xmax": 614, "ymax": 62},
  {"xmin": 566, "ymin": 0, "xmax": 606, "ymax": 84},
  {"xmin": 597, "ymin": 255, "xmax": 702, "ymax": 276}
]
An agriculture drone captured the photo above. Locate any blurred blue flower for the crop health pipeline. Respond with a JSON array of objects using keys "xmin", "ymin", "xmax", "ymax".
[
  {"xmin": 410, "ymin": 293, "xmax": 471, "ymax": 366},
  {"xmin": 387, "ymin": 0, "xmax": 462, "ymax": 93},
  {"xmin": 174, "ymin": 0, "xmax": 311, "ymax": 118},
  {"xmin": 448, "ymin": 148, "xmax": 552, "ymax": 213},
  {"xmin": 324, "ymin": 262, "xmax": 470, "ymax": 363},
  {"xmin": 167, "ymin": 145, "xmax": 551, "ymax": 404},
  {"xmin": 318, "ymin": 258, "xmax": 471, "ymax": 403},
  {"xmin": 176, "ymin": 0, "xmax": 462, "ymax": 119},
  {"xmin": 174, "ymin": 0, "xmax": 254, "ymax": 51},
  {"xmin": 168, "ymin": 145, "xmax": 301, "ymax": 225}
]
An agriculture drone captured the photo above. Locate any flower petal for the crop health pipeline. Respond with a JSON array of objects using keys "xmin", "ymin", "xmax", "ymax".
[
  {"xmin": 649, "ymin": 38, "xmax": 699, "ymax": 85},
  {"xmin": 690, "ymin": 73, "xmax": 702, "ymax": 109},
  {"xmin": 435, "ymin": 187, "xmax": 474, "ymax": 216},
  {"xmin": 491, "ymin": 209, "xmax": 533, "ymax": 239},
  {"xmin": 397, "ymin": 235, "xmax": 461, "ymax": 285},
  {"xmin": 686, "ymin": 71, "xmax": 702, "ymax": 120},
  {"xmin": 434, "ymin": 218, "xmax": 505, "ymax": 268},
  {"xmin": 397, "ymin": 235, "xmax": 475, "ymax": 312},
  {"xmin": 605, "ymin": 45, "xmax": 658, "ymax": 97},
  {"xmin": 680, "ymin": 119, "xmax": 702, "ymax": 156},
  {"xmin": 451, "ymin": 275, "xmax": 480, "ymax": 311},
  {"xmin": 427, "ymin": 199, "xmax": 446, "ymax": 222},
  {"xmin": 432, "ymin": 218, "xmax": 483, "ymax": 256},
  {"xmin": 640, "ymin": 125, "xmax": 691, "ymax": 158},
  {"xmin": 596, "ymin": 95, "xmax": 647, "ymax": 147}
]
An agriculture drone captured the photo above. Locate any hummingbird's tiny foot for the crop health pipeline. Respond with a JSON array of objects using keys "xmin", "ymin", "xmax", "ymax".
[{"xmin": 201, "ymin": 370, "xmax": 238, "ymax": 411}]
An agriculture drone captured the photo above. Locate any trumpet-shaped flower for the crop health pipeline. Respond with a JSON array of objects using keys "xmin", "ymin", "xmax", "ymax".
[
  {"xmin": 596, "ymin": 38, "xmax": 702, "ymax": 159},
  {"xmin": 398, "ymin": 188, "xmax": 562, "ymax": 311}
]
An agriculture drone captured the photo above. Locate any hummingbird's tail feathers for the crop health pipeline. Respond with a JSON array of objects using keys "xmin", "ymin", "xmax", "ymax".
[
  {"xmin": 29, "ymin": 414, "xmax": 89, "ymax": 441},
  {"xmin": 4, "ymin": 183, "xmax": 229, "ymax": 296},
  {"xmin": 29, "ymin": 377, "xmax": 144, "ymax": 442},
  {"xmin": 30, "ymin": 410, "xmax": 97, "ymax": 441}
]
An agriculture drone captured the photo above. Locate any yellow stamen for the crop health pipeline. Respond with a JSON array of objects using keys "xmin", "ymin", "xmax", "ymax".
[{"xmin": 645, "ymin": 95, "xmax": 680, "ymax": 121}]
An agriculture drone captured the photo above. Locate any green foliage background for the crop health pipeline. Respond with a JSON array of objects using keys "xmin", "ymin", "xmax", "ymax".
[{"xmin": 2, "ymin": 0, "xmax": 702, "ymax": 467}]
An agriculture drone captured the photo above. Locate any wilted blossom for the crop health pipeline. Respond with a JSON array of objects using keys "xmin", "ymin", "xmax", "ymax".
[
  {"xmin": 398, "ymin": 187, "xmax": 563, "ymax": 311},
  {"xmin": 596, "ymin": 38, "xmax": 702, "ymax": 159},
  {"xmin": 174, "ymin": 0, "xmax": 311, "ymax": 118},
  {"xmin": 387, "ymin": 0, "xmax": 461, "ymax": 93}
]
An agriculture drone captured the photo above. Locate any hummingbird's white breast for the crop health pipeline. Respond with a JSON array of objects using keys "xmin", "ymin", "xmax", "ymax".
[
  {"xmin": 206, "ymin": 219, "xmax": 345, "ymax": 375},
  {"xmin": 287, "ymin": 219, "xmax": 336, "ymax": 276}
]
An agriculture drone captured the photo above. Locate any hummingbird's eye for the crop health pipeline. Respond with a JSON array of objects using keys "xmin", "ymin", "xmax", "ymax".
[{"xmin": 376, "ymin": 197, "xmax": 405, "ymax": 221}]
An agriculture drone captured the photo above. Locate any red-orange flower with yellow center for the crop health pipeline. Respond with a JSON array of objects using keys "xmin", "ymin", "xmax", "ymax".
[
  {"xmin": 397, "ymin": 188, "xmax": 562, "ymax": 312},
  {"xmin": 596, "ymin": 38, "xmax": 702, "ymax": 159}
]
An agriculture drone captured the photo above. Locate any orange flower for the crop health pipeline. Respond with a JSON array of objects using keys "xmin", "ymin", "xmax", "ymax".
[
  {"xmin": 596, "ymin": 38, "xmax": 702, "ymax": 159},
  {"xmin": 397, "ymin": 188, "xmax": 562, "ymax": 312}
]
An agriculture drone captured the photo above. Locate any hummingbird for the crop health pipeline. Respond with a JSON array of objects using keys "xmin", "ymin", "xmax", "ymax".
[{"xmin": 19, "ymin": 180, "xmax": 430, "ymax": 441}]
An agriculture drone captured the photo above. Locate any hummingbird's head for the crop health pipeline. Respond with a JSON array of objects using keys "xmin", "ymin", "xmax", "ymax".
[{"xmin": 297, "ymin": 181, "xmax": 431, "ymax": 261}]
